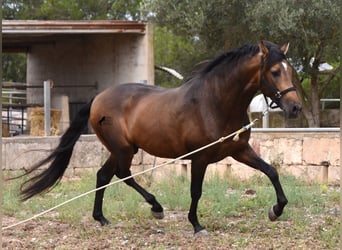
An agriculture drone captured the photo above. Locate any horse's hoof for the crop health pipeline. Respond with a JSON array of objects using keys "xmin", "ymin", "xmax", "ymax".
[
  {"xmin": 96, "ymin": 217, "xmax": 111, "ymax": 226},
  {"xmin": 194, "ymin": 229, "xmax": 209, "ymax": 237},
  {"xmin": 151, "ymin": 210, "xmax": 164, "ymax": 219},
  {"xmin": 268, "ymin": 206, "xmax": 278, "ymax": 221}
]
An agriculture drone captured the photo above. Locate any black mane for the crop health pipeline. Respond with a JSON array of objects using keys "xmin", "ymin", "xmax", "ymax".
[
  {"xmin": 199, "ymin": 41, "xmax": 286, "ymax": 76},
  {"xmin": 201, "ymin": 44, "xmax": 260, "ymax": 75}
]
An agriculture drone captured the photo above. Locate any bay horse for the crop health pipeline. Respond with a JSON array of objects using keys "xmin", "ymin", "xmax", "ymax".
[{"xmin": 19, "ymin": 41, "xmax": 302, "ymax": 235}]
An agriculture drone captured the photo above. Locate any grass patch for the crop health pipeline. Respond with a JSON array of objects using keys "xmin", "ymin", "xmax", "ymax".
[{"xmin": 3, "ymin": 171, "xmax": 340, "ymax": 249}]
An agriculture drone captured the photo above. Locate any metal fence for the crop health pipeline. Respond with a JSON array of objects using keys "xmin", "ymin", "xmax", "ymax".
[{"xmin": 1, "ymin": 82, "xmax": 41, "ymax": 136}]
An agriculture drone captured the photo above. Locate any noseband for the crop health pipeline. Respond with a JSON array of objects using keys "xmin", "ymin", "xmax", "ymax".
[
  {"xmin": 259, "ymin": 58, "xmax": 297, "ymax": 109},
  {"xmin": 260, "ymin": 77, "xmax": 297, "ymax": 109}
]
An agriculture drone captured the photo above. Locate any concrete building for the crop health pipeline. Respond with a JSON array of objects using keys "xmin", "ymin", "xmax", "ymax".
[{"xmin": 3, "ymin": 20, "xmax": 154, "ymax": 132}]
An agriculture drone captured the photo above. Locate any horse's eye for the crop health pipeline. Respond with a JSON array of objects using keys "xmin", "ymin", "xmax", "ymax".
[{"xmin": 271, "ymin": 70, "xmax": 281, "ymax": 78}]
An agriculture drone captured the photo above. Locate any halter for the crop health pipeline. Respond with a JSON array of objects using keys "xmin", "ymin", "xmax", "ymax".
[
  {"xmin": 259, "ymin": 57, "xmax": 297, "ymax": 109},
  {"xmin": 260, "ymin": 77, "xmax": 297, "ymax": 109}
]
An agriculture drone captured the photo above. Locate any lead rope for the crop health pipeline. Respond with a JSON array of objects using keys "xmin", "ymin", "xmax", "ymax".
[{"xmin": 3, "ymin": 118, "xmax": 258, "ymax": 230}]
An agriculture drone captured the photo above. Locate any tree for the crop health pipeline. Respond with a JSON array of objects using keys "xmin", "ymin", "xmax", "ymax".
[
  {"xmin": 245, "ymin": 0, "xmax": 340, "ymax": 127},
  {"xmin": 154, "ymin": 26, "xmax": 199, "ymax": 87},
  {"xmin": 146, "ymin": 0, "xmax": 254, "ymax": 55},
  {"xmin": 2, "ymin": 0, "xmax": 46, "ymax": 19},
  {"xmin": 2, "ymin": 0, "xmax": 146, "ymax": 20},
  {"xmin": 146, "ymin": 0, "xmax": 257, "ymax": 85},
  {"xmin": 2, "ymin": 53, "xmax": 27, "ymax": 83},
  {"xmin": 146, "ymin": 0, "xmax": 340, "ymax": 127}
]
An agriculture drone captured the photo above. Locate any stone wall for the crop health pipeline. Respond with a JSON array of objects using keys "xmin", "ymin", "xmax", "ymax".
[{"xmin": 2, "ymin": 131, "xmax": 340, "ymax": 184}]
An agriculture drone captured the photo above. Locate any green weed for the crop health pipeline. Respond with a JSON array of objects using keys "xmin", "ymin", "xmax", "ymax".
[{"xmin": 3, "ymin": 171, "xmax": 340, "ymax": 249}]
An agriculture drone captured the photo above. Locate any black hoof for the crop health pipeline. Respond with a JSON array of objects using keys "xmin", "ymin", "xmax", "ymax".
[
  {"xmin": 95, "ymin": 216, "xmax": 111, "ymax": 226},
  {"xmin": 151, "ymin": 210, "xmax": 164, "ymax": 219}
]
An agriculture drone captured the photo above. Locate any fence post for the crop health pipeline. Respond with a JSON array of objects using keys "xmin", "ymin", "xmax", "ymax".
[
  {"xmin": 321, "ymin": 161, "xmax": 330, "ymax": 183},
  {"xmin": 262, "ymin": 98, "xmax": 269, "ymax": 128},
  {"xmin": 44, "ymin": 80, "xmax": 52, "ymax": 136}
]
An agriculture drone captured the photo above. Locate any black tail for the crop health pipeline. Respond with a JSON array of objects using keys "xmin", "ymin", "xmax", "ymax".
[{"xmin": 20, "ymin": 99, "xmax": 94, "ymax": 200}]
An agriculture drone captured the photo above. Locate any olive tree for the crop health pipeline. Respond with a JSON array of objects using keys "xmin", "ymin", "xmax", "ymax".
[
  {"xmin": 146, "ymin": 0, "xmax": 340, "ymax": 127},
  {"xmin": 246, "ymin": 0, "xmax": 340, "ymax": 127}
]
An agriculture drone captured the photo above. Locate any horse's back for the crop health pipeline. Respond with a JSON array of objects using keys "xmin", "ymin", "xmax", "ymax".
[
  {"xmin": 89, "ymin": 83, "xmax": 191, "ymax": 157},
  {"xmin": 90, "ymin": 83, "xmax": 165, "ymax": 118}
]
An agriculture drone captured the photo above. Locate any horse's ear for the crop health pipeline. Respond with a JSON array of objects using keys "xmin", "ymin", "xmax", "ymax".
[
  {"xmin": 280, "ymin": 43, "xmax": 290, "ymax": 55},
  {"xmin": 258, "ymin": 41, "xmax": 268, "ymax": 57}
]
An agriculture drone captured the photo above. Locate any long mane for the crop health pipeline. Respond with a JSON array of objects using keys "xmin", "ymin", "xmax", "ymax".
[
  {"xmin": 200, "ymin": 44, "xmax": 259, "ymax": 75},
  {"xmin": 184, "ymin": 41, "xmax": 286, "ymax": 83}
]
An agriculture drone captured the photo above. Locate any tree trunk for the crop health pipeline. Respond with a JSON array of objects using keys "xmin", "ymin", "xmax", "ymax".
[
  {"xmin": 302, "ymin": 107, "xmax": 318, "ymax": 127},
  {"xmin": 309, "ymin": 76, "xmax": 320, "ymax": 127},
  {"xmin": 309, "ymin": 61, "xmax": 321, "ymax": 127},
  {"xmin": 291, "ymin": 65, "xmax": 320, "ymax": 127}
]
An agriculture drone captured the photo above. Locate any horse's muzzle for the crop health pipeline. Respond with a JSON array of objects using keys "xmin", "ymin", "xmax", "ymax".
[{"xmin": 284, "ymin": 102, "xmax": 302, "ymax": 118}]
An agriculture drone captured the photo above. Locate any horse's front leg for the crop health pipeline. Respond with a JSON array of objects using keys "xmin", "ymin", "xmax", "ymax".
[
  {"xmin": 233, "ymin": 145, "xmax": 288, "ymax": 220},
  {"xmin": 188, "ymin": 160, "xmax": 208, "ymax": 235}
]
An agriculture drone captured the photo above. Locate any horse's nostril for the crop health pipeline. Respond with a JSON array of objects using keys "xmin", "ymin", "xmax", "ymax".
[
  {"xmin": 297, "ymin": 104, "xmax": 302, "ymax": 112},
  {"xmin": 292, "ymin": 104, "xmax": 302, "ymax": 113}
]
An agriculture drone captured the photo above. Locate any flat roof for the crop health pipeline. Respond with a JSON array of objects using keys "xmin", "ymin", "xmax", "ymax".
[{"xmin": 2, "ymin": 20, "xmax": 147, "ymax": 52}]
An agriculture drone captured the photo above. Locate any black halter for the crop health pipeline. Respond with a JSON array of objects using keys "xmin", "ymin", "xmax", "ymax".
[
  {"xmin": 259, "ymin": 57, "xmax": 297, "ymax": 109},
  {"xmin": 260, "ymin": 76, "xmax": 297, "ymax": 109}
]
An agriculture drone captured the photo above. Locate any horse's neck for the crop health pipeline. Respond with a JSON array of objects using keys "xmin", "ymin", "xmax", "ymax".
[{"xmin": 207, "ymin": 68, "xmax": 260, "ymax": 113}]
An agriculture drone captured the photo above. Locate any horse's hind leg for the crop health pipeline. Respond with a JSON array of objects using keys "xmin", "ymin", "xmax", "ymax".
[
  {"xmin": 93, "ymin": 155, "xmax": 117, "ymax": 226},
  {"xmin": 115, "ymin": 155, "xmax": 164, "ymax": 219},
  {"xmin": 93, "ymin": 150, "xmax": 164, "ymax": 226}
]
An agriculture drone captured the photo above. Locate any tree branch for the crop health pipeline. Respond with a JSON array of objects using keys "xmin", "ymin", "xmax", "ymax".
[{"xmin": 319, "ymin": 65, "xmax": 340, "ymax": 93}]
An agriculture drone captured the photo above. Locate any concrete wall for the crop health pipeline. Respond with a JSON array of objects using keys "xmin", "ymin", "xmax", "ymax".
[
  {"xmin": 26, "ymin": 26, "xmax": 154, "ymax": 106},
  {"xmin": 2, "ymin": 131, "xmax": 340, "ymax": 184}
]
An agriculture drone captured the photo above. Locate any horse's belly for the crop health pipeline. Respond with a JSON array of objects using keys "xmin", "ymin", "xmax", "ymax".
[{"xmin": 132, "ymin": 127, "xmax": 187, "ymax": 159}]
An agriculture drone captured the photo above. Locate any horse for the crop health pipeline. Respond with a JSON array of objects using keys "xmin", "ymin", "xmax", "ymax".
[{"xmin": 19, "ymin": 41, "xmax": 302, "ymax": 235}]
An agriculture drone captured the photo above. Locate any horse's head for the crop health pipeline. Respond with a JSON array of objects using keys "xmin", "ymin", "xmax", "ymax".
[{"xmin": 258, "ymin": 41, "xmax": 302, "ymax": 118}]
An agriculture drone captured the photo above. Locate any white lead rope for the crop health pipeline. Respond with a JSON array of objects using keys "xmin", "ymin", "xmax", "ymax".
[{"xmin": 2, "ymin": 118, "xmax": 258, "ymax": 230}]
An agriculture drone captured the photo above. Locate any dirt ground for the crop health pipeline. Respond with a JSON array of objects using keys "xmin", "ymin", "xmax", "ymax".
[{"xmin": 2, "ymin": 208, "xmax": 339, "ymax": 250}]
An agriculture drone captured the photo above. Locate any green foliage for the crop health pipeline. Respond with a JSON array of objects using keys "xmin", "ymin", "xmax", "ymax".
[
  {"xmin": 2, "ymin": 53, "xmax": 27, "ymax": 82},
  {"xmin": 146, "ymin": 0, "xmax": 340, "ymax": 126},
  {"xmin": 110, "ymin": 0, "xmax": 146, "ymax": 20},
  {"xmin": 2, "ymin": 0, "xmax": 145, "ymax": 20},
  {"xmin": 146, "ymin": 0, "xmax": 254, "ymax": 52},
  {"xmin": 39, "ymin": 0, "xmax": 88, "ymax": 20},
  {"xmin": 154, "ymin": 26, "xmax": 203, "ymax": 87},
  {"xmin": 2, "ymin": 0, "xmax": 46, "ymax": 19},
  {"xmin": 246, "ymin": 0, "xmax": 339, "ymax": 73}
]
